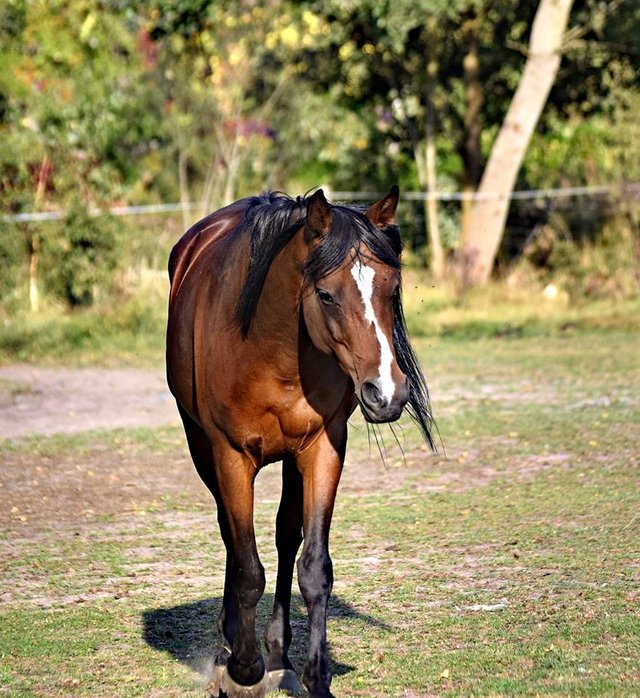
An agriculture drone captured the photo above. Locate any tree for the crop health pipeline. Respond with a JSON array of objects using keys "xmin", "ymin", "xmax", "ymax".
[
  {"xmin": 297, "ymin": 0, "xmax": 544, "ymax": 275},
  {"xmin": 457, "ymin": 0, "xmax": 575, "ymax": 286},
  {"xmin": 0, "ymin": 0, "xmax": 161, "ymax": 310},
  {"xmin": 138, "ymin": 1, "xmax": 357, "ymax": 216}
]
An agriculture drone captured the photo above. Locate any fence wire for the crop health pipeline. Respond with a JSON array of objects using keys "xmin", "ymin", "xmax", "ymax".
[{"xmin": 2, "ymin": 183, "xmax": 639, "ymax": 223}]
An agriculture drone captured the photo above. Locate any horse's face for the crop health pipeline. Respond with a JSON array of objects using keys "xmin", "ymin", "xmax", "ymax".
[{"xmin": 301, "ymin": 189, "xmax": 409, "ymax": 423}]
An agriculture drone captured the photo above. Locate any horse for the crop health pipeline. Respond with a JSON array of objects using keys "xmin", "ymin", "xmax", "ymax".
[{"xmin": 166, "ymin": 186, "xmax": 433, "ymax": 698}]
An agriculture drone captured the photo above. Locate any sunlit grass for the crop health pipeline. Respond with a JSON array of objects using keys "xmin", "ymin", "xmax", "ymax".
[
  {"xmin": 402, "ymin": 269, "xmax": 640, "ymax": 339},
  {"xmin": 1, "ymin": 271, "xmax": 639, "ymax": 367},
  {"xmin": 0, "ymin": 283, "xmax": 168, "ymax": 366}
]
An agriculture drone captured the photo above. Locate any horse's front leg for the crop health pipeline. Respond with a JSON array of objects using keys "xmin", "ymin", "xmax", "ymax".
[
  {"xmin": 209, "ymin": 446, "xmax": 266, "ymax": 697},
  {"xmin": 296, "ymin": 426, "xmax": 346, "ymax": 698},
  {"xmin": 177, "ymin": 410, "xmax": 240, "ymax": 674}
]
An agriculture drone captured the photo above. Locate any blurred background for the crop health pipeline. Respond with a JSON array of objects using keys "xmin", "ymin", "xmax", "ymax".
[{"xmin": 0, "ymin": 0, "xmax": 638, "ymax": 363}]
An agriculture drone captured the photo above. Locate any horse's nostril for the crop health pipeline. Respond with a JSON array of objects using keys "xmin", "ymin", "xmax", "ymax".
[{"xmin": 361, "ymin": 380, "xmax": 386, "ymax": 409}]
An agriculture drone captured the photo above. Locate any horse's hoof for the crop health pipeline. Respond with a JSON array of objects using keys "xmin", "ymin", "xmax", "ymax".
[
  {"xmin": 265, "ymin": 668, "xmax": 302, "ymax": 694},
  {"xmin": 205, "ymin": 663, "xmax": 226, "ymax": 697},
  {"xmin": 206, "ymin": 665, "xmax": 267, "ymax": 698}
]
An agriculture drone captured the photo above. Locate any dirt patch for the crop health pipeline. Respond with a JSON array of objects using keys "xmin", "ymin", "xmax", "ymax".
[
  {"xmin": 0, "ymin": 429, "xmax": 420, "ymax": 539},
  {"xmin": 0, "ymin": 444, "xmax": 206, "ymax": 535},
  {"xmin": 0, "ymin": 365, "xmax": 179, "ymax": 438},
  {"xmin": 0, "ymin": 365, "xmax": 429, "ymax": 535},
  {"xmin": 0, "ymin": 363, "xmax": 554, "ymax": 540}
]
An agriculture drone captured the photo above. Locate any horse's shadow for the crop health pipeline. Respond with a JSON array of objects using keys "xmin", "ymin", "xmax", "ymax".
[{"xmin": 142, "ymin": 593, "xmax": 390, "ymax": 679}]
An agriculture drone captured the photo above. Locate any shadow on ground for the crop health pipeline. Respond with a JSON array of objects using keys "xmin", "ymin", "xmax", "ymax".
[{"xmin": 142, "ymin": 593, "xmax": 390, "ymax": 679}]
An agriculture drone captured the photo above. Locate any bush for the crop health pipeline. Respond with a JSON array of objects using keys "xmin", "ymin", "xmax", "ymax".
[
  {"xmin": 0, "ymin": 219, "xmax": 27, "ymax": 307},
  {"xmin": 41, "ymin": 202, "xmax": 121, "ymax": 307}
]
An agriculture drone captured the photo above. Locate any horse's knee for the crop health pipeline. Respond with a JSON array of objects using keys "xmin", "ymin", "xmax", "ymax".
[
  {"xmin": 297, "ymin": 547, "xmax": 333, "ymax": 606},
  {"xmin": 235, "ymin": 558, "xmax": 266, "ymax": 609}
]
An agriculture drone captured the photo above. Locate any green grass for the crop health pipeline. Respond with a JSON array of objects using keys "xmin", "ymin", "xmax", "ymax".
[
  {"xmin": 401, "ymin": 271, "xmax": 640, "ymax": 339},
  {"xmin": 0, "ymin": 289, "xmax": 168, "ymax": 366},
  {"xmin": 328, "ymin": 458, "xmax": 639, "ymax": 696},
  {"xmin": 2, "ymin": 273, "xmax": 639, "ymax": 365},
  {"xmin": 1, "ymin": 332, "xmax": 639, "ymax": 696}
]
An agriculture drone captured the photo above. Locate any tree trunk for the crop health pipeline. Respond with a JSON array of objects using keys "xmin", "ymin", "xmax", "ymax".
[
  {"xmin": 460, "ymin": 17, "xmax": 483, "ymax": 244},
  {"xmin": 28, "ymin": 232, "xmax": 40, "ymax": 313},
  {"xmin": 424, "ymin": 106, "xmax": 444, "ymax": 278},
  {"xmin": 222, "ymin": 131, "xmax": 240, "ymax": 208},
  {"xmin": 28, "ymin": 154, "xmax": 50, "ymax": 313},
  {"xmin": 423, "ymin": 52, "xmax": 444, "ymax": 280},
  {"xmin": 457, "ymin": 0, "xmax": 575, "ymax": 286},
  {"xmin": 178, "ymin": 147, "xmax": 191, "ymax": 231}
]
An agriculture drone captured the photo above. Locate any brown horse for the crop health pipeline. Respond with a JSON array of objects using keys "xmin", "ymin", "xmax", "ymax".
[{"xmin": 166, "ymin": 187, "xmax": 433, "ymax": 698}]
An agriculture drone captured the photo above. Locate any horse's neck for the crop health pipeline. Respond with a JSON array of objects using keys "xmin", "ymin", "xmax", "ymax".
[
  {"xmin": 241, "ymin": 232, "xmax": 302, "ymax": 366},
  {"xmin": 257, "ymin": 239, "xmax": 351, "ymax": 409}
]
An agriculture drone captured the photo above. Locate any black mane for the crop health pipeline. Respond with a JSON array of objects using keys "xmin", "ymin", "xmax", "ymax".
[
  {"xmin": 235, "ymin": 191, "xmax": 434, "ymax": 448},
  {"xmin": 235, "ymin": 192, "xmax": 307, "ymax": 336}
]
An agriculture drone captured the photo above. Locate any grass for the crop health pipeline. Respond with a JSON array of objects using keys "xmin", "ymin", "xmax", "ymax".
[
  {"xmin": 400, "ymin": 270, "xmax": 640, "ymax": 339},
  {"xmin": 1, "ymin": 331, "xmax": 638, "ymax": 696},
  {"xmin": 0, "ymin": 287, "xmax": 168, "ymax": 367},
  {"xmin": 1, "ymin": 272, "xmax": 639, "ymax": 366}
]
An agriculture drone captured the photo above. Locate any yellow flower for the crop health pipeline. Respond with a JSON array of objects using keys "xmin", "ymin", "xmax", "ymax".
[
  {"xmin": 339, "ymin": 41, "xmax": 355, "ymax": 62},
  {"xmin": 280, "ymin": 24, "xmax": 300, "ymax": 49}
]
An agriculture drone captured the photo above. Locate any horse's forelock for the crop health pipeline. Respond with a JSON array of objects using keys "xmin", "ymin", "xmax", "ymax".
[{"xmin": 301, "ymin": 206, "xmax": 401, "ymax": 286}]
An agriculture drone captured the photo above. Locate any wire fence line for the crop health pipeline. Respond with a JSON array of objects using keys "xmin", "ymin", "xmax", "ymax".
[
  {"xmin": 334, "ymin": 183, "xmax": 640, "ymax": 202},
  {"xmin": 3, "ymin": 182, "xmax": 639, "ymax": 224},
  {"xmin": 1, "ymin": 202, "xmax": 203, "ymax": 224}
]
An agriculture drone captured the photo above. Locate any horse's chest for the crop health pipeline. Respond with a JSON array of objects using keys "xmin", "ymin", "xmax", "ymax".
[
  {"xmin": 233, "ymin": 397, "xmax": 326, "ymax": 464},
  {"xmin": 207, "ymin": 355, "xmax": 350, "ymax": 463}
]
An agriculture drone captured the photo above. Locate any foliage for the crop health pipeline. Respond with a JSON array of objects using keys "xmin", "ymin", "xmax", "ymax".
[
  {"xmin": 0, "ymin": 220, "xmax": 27, "ymax": 307},
  {"xmin": 0, "ymin": 0, "xmax": 638, "ymax": 310},
  {"xmin": 525, "ymin": 89, "xmax": 640, "ymax": 189},
  {"xmin": 0, "ymin": 0, "xmax": 160, "ymax": 209},
  {"xmin": 41, "ymin": 203, "xmax": 122, "ymax": 307}
]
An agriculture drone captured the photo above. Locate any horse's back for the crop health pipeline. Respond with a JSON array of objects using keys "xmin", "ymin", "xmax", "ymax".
[
  {"xmin": 168, "ymin": 198, "xmax": 252, "ymax": 303},
  {"xmin": 167, "ymin": 198, "xmax": 253, "ymax": 419}
]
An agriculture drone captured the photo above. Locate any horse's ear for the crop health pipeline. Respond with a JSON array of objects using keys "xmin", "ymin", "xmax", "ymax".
[
  {"xmin": 365, "ymin": 185, "xmax": 400, "ymax": 229},
  {"xmin": 306, "ymin": 189, "xmax": 332, "ymax": 240}
]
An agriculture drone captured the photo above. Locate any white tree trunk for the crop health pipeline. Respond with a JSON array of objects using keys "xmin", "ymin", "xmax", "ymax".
[
  {"xmin": 425, "ymin": 97, "xmax": 444, "ymax": 279},
  {"xmin": 416, "ymin": 53, "xmax": 444, "ymax": 279},
  {"xmin": 178, "ymin": 147, "xmax": 191, "ymax": 231},
  {"xmin": 458, "ymin": 0, "xmax": 574, "ymax": 286}
]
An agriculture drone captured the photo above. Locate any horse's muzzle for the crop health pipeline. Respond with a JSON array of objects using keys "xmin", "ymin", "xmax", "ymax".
[{"xmin": 359, "ymin": 376, "xmax": 409, "ymax": 423}]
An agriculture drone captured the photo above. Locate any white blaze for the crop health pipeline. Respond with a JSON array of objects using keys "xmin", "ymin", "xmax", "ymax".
[{"xmin": 351, "ymin": 261, "xmax": 396, "ymax": 402}]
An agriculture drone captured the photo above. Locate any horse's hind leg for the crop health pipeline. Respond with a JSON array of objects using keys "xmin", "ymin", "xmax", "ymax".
[{"xmin": 264, "ymin": 456, "xmax": 303, "ymax": 693}]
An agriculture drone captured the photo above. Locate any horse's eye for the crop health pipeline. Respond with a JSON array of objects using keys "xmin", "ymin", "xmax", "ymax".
[{"xmin": 316, "ymin": 288, "xmax": 335, "ymax": 305}]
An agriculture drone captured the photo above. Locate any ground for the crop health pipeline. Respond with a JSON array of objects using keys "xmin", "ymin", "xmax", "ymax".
[
  {"xmin": 0, "ymin": 365, "xmax": 178, "ymax": 439},
  {"xmin": 1, "ymin": 333, "xmax": 638, "ymax": 696}
]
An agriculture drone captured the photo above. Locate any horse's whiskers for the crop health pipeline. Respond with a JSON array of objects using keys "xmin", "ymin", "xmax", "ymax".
[{"xmin": 388, "ymin": 421, "xmax": 407, "ymax": 467}]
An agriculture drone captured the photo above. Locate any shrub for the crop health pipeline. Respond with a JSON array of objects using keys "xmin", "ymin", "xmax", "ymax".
[{"xmin": 41, "ymin": 202, "xmax": 121, "ymax": 307}]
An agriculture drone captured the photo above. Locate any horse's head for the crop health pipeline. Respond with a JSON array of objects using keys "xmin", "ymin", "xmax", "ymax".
[{"xmin": 301, "ymin": 187, "xmax": 410, "ymax": 423}]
